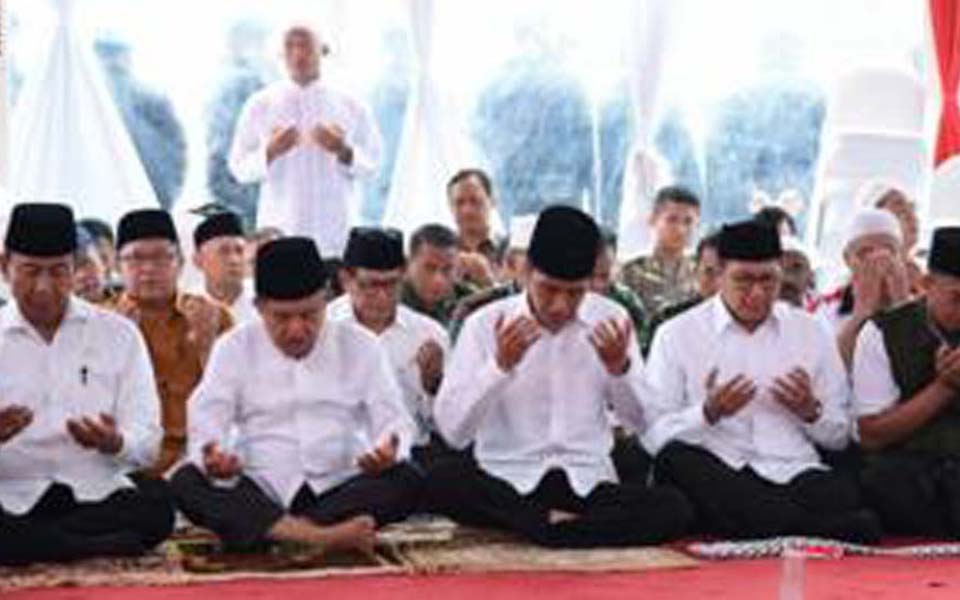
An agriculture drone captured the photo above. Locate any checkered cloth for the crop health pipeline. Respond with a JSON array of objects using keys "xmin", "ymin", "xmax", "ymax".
[{"xmin": 687, "ymin": 537, "xmax": 960, "ymax": 560}]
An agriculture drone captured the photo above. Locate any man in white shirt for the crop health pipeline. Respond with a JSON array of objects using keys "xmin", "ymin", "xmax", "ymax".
[
  {"xmin": 228, "ymin": 24, "xmax": 381, "ymax": 258},
  {"xmin": 0, "ymin": 203, "xmax": 172, "ymax": 565},
  {"xmin": 853, "ymin": 227, "xmax": 960, "ymax": 537},
  {"xmin": 328, "ymin": 227, "xmax": 451, "ymax": 466},
  {"xmin": 646, "ymin": 220, "xmax": 880, "ymax": 542},
  {"xmin": 171, "ymin": 237, "xmax": 421, "ymax": 554},
  {"xmin": 193, "ymin": 211, "xmax": 258, "ymax": 324},
  {"xmin": 427, "ymin": 206, "xmax": 692, "ymax": 548}
]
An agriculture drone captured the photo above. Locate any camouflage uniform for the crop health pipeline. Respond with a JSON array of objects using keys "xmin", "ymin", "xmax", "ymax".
[
  {"xmin": 619, "ymin": 254, "xmax": 697, "ymax": 317},
  {"xmin": 401, "ymin": 280, "xmax": 474, "ymax": 327}
]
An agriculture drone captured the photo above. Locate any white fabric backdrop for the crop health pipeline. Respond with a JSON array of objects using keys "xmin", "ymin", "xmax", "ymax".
[
  {"xmin": 8, "ymin": 0, "xmax": 156, "ymax": 223},
  {"xmin": 617, "ymin": 0, "xmax": 673, "ymax": 261},
  {"xmin": 381, "ymin": 0, "xmax": 486, "ymax": 238}
]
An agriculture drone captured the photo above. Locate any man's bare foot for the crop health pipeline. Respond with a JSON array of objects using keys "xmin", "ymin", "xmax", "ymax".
[
  {"xmin": 548, "ymin": 509, "xmax": 581, "ymax": 525},
  {"xmin": 319, "ymin": 515, "xmax": 377, "ymax": 555},
  {"xmin": 267, "ymin": 514, "xmax": 377, "ymax": 557}
]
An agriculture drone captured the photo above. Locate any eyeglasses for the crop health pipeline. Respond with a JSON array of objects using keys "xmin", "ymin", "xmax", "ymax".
[
  {"xmin": 355, "ymin": 277, "xmax": 403, "ymax": 293},
  {"xmin": 119, "ymin": 251, "xmax": 178, "ymax": 268},
  {"xmin": 729, "ymin": 273, "xmax": 779, "ymax": 292}
]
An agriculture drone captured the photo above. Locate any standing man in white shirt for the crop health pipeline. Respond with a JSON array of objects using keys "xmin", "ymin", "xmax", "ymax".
[
  {"xmin": 171, "ymin": 237, "xmax": 421, "ymax": 554},
  {"xmin": 0, "ymin": 204, "xmax": 172, "ymax": 565},
  {"xmin": 646, "ymin": 220, "xmax": 880, "ymax": 542},
  {"xmin": 228, "ymin": 24, "xmax": 381, "ymax": 258},
  {"xmin": 328, "ymin": 227, "xmax": 451, "ymax": 466},
  {"xmin": 193, "ymin": 211, "xmax": 259, "ymax": 324},
  {"xmin": 427, "ymin": 206, "xmax": 692, "ymax": 548},
  {"xmin": 853, "ymin": 227, "xmax": 960, "ymax": 537}
]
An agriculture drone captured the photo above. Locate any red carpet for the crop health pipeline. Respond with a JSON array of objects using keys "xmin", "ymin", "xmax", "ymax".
[{"xmin": 5, "ymin": 557, "xmax": 959, "ymax": 600}]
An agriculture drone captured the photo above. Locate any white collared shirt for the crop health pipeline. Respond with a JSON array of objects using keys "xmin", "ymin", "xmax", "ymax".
[
  {"xmin": 228, "ymin": 79, "xmax": 382, "ymax": 257},
  {"xmin": 434, "ymin": 292, "xmax": 649, "ymax": 497},
  {"xmin": 200, "ymin": 280, "xmax": 259, "ymax": 325},
  {"xmin": 326, "ymin": 297, "xmax": 450, "ymax": 445},
  {"xmin": 0, "ymin": 298, "xmax": 161, "ymax": 515},
  {"xmin": 186, "ymin": 319, "xmax": 416, "ymax": 508},
  {"xmin": 643, "ymin": 296, "xmax": 851, "ymax": 485},
  {"xmin": 850, "ymin": 320, "xmax": 901, "ymax": 420}
]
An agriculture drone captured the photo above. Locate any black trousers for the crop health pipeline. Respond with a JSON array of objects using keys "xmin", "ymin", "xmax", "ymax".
[
  {"xmin": 423, "ymin": 457, "xmax": 692, "ymax": 548},
  {"xmin": 171, "ymin": 463, "xmax": 424, "ymax": 551},
  {"xmin": 655, "ymin": 441, "xmax": 879, "ymax": 542},
  {"xmin": 0, "ymin": 475, "xmax": 175, "ymax": 566},
  {"xmin": 860, "ymin": 451, "xmax": 960, "ymax": 538}
]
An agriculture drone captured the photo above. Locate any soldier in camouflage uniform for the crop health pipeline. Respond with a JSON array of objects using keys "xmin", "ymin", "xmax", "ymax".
[
  {"xmin": 402, "ymin": 224, "xmax": 475, "ymax": 327},
  {"xmin": 643, "ymin": 232, "xmax": 722, "ymax": 357},
  {"xmin": 619, "ymin": 186, "xmax": 701, "ymax": 316}
]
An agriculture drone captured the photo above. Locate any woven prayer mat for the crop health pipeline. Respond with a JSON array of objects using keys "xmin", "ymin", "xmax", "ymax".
[
  {"xmin": 0, "ymin": 518, "xmax": 699, "ymax": 591},
  {"xmin": 380, "ymin": 518, "xmax": 699, "ymax": 575},
  {"xmin": 687, "ymin": 537, "xmax": 960, "ymax": 560}
]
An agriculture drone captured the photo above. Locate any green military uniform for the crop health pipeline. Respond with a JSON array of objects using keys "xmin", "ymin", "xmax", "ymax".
[
  {"xmin": 401, "ymin": 280, "xmax": 474, "ymax": 327},
  {"xmin": 859, "ymin": 299, "xmax": 960, "ymax": 537},
  {"xmin": 619, "ymin": 254, "xmax": 697, "ymax": 317}
]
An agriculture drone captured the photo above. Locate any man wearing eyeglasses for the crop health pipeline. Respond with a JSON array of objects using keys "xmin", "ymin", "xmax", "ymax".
[
  {"xmin": 107, "ymin": 209, "xmax": 234, "ymax": 477},
  {"xmin": 327, "ymin": 227, "xmax": 450, "ymax": 466},
  {"xmin": 645, "ymin": 220, "xmax": 881, "ymax": 542}
]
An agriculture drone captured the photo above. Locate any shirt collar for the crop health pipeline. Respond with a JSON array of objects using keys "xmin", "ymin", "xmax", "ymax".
[
  {"xmin": 513, "ymin": 290, "xmax": 597, "ymax": 330},
  {"xmin": 709, "ymin": 294, "xmax": 785, "ymax": 336},
  {"xmin": 0, "ymin": 296, "xmax": 91, "ymax": 335},
  {"xmin": 329, "ymin": 295, "xmax": 409, "ymax": 333}
]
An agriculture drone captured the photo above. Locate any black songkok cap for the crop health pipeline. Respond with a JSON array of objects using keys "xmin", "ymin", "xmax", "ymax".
[
  {"xmin": 194, "ymin": 212, "xmax": 244, "ymax": 249},
  {"xmin": 116, "ymin": 209, "xmax": 178, "ymax": 250},
  {"xmin": 255, "ymin": 237, "xmax": 328, "ymax": 300},
  {"xmin": 527, "ymin": 205, "xmax": 600, "ymax": 281},
  {"xmin": 929, "ymin": 227, "xmax": 960, "ymax": 278},
  {"xmin": 718, "ymin": 220, "xmax": 783, "ymax": 261},
  {"xmin": 4, "ymin": 203, "xmax": 78, "ymax": 257},
  {"xmin": 343, "ymin": 227, "xmax": 405, "ymax": 270}
]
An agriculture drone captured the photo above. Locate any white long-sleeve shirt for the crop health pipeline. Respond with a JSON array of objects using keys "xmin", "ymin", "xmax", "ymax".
[
  {"xmin": 850, "ymin": 320, "xmax": 904, "ymax": 420},
  {"xmin": 0, "ymin": 298, "xmax": 161, "ymax": 515},
  {"xmin": 326, "ymin": 297, "xmax": 450, "ymax": 445},
  {"xmin": 228, "ymin": 78, "xmax": 381, "ymax": 257},
  {"xmin": 186, "ymin": 319, "xmax": 415, "ymax": 508},
  {"xmin": 642, "ymin": 296, "xmax": 851, "ymax": 485},
  {"xmin": 434, "ymin": 292, "xmax": 649, "ymax": 497}
]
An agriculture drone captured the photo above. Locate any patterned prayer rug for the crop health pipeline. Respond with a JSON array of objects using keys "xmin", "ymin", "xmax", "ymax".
[
  {"xmin": 687, "ymin": 537, "xmax": 960, "ymax": 560},
  {"xmin": 0, "ymin": 518, "xmax": 698, "ymax": 591}
]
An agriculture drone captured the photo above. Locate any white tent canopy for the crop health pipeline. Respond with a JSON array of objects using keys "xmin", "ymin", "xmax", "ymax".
[{"xmin": 7, "ymin": 0, "xmax": 156, "ymax": 224}]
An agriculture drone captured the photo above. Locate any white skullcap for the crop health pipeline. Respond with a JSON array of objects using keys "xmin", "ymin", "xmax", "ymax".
[
  {"xmin": 844, "ymin": 208, "xmax": 902, "ymax": 252},
  {"xmin": 854, "ymin": 179, "xmax": 910, "ymax": 209},
  {"xmin": 508, "ymin": 215, "xmax": 537, "ymax": 251}
]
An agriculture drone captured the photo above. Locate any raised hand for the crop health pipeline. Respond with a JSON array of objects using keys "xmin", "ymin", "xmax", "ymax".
[
  {"xmin": 0, "ymin": 405, "xmax": 32, "ymax": 444},
  {"xmin": 66, "ymin": 413, "xmax": 123, "ymax": 455},
  {"xmin": 267, "ymin": 125, "xmax": 300, "ymax": 164},
  {"xmin": 703, "ymin": 369, "xmax": 757, "ymax": 424},
  {"xmin": 588, "ymin": 318, "xmax": 633, "ymax": 376},
  {"xmin": 202, "ymin": 441, "xmax": 242, "ymax": 480},
  {"xmin": 415, "ymin": 339, "xmax": 444, "ymax": 395},
  {"xmin": 356, "ymin": 433, "xmax": 399, "ymax": 476},
  {"xmin": 771, "ymin": 368, "xmax": 822, "ymax": 423},
  {"xmin": 494, "ymin": 314, "xmax": 540, "ymax": 373},
  {"xmin": 936, "ymin": 345, "xmax": 960, "ymax": 391}
]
